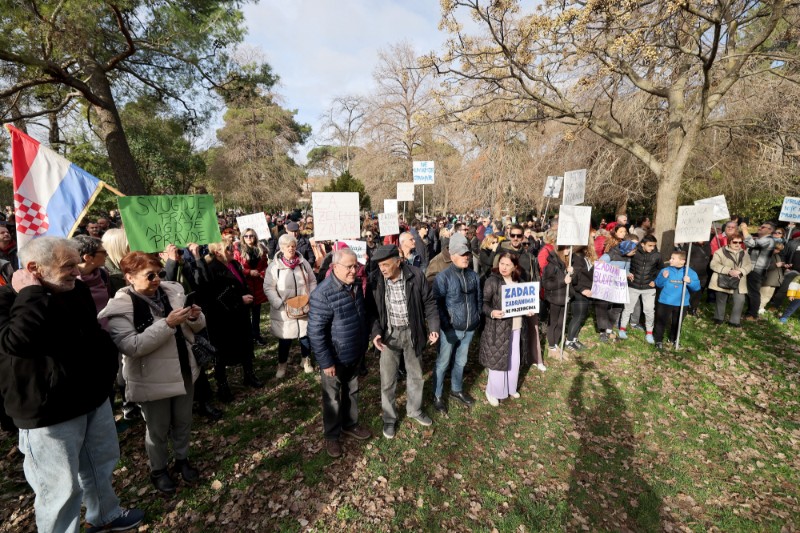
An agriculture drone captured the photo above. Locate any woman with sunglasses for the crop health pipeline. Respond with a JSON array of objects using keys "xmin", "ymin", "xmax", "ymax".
[
  {"xmin": 194, "ymin": 240, "xmax": 264, "ymax": 402},
  {"xmin": 99, "ymin": 252, "xmax": 206, "ymax": 493},
  {"xmin": 233, "ymin": 228, "xmax": 270, "ymax": 346},
  {"xmin": 709, "ymin": 233, "xmax": 753, "ymax": 327}
]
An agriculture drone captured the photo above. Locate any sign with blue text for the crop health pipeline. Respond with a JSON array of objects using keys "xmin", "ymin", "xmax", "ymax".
[
  {"xmin": 779, "ymin": 197, "xmax": 800, "ymax": 223},
  {"xmin": 412, "ymin": 161, "xmax": 435, "ymax": 184},
  {"xmin": 501, "ymin": 282, "xmax": 540, "ymax": 317}
]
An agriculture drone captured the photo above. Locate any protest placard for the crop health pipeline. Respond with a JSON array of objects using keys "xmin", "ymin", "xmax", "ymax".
[
  {"xmin": 779, "ymin": 197, "xmax": 800, "ymax": 223},
  {"xmin": 342, "ymin": 239, "xmax": 368, "ymax": 265},
  {"xmin": 236, "ymin": 212, "xmax": 270, "ymax": 241},
  {"xmin": 694, "ymin": 195, "xmax": 730, "ymax": 221},
  {"xmin": 501, "ymin": 282, "xmax": 540, "ymax": 317},
  {"xmin": 675, "ymin": 205, "xmax": 715, "ymax": 243},
  {"xmin": 384, "ymin": 199, "xmax": 398, "ymax": 213},
  {"xmin": 118, "ymin": 195, "xmax": 220, "ymax": 252},
  {"xmin": 543, "ymin": 175, "xmax": 563, "ymax": 199},
  {"xmin": 562, "ymin": 169, "xmax": 587, "ymax": 205},
  {"xmin": 397, "ymin": 182, "xmax": 415, "ymax": 201},
  {"xmin": 311, "ymin": 192, "xmax": 361, "ymax": 241},
  {"xmin": 378, "ymin": 212, "xmax": 400, "ymax": 236},
  {"xmin": 412, "ymin": 161, "xmax": 435, "ymax": 184},
  {"xmin": 556, "ymin": 205, "xmax": 592, "ymax": 246},
  {"xmin": 591, "ymin": 261, "xmax": 630, "ymax": 304}
]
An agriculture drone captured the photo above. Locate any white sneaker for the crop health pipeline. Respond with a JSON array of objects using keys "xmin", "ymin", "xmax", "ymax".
[
  {"xmin": 302, "ymin": 357, "xmax": 313, "ymax": 374},
  {"xmin": 485, "ymin": 390, "xmax": 499, "ymax": 406},
  {"xmin": 536, "ymin": 363, "xmax": 547, "ymax": 372},
  {"xmin": 758, "ymin": 308, "xmax": 766, "ymax": 315},
  {"xmin": 510, "ymin": 392, "xmax": 521, "ymax": 399},
  {"xmin": 276, "ymin": 363, "xmax": 287, "ymax": 379}
]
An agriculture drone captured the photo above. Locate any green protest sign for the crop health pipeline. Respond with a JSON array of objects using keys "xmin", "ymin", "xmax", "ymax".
[{"xmin": 118, "ymin": 195, "xmax": 221, "ymax": 252}]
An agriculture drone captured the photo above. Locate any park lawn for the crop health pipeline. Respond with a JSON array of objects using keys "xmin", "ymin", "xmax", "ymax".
[{"xmin": 1, "ymin": 306, "xmax": 798, "ymax": 532}]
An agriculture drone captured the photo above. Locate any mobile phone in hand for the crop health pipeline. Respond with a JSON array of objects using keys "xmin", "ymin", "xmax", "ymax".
[{"xmin": 183, "ymin": 292, "xmax": 196, "ymax": 308}]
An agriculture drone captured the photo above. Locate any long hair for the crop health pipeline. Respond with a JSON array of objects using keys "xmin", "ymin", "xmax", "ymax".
[
  {"xmin": 491, "ymin": 252, "xmax": 522, "ymax": 282},
  {"xmin": 239, "ymin": 228, "xmax": 263, "ymax": 259}
]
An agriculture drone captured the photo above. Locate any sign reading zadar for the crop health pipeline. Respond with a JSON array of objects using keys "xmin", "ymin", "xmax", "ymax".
[
  {"xmin": 118, "ymin": 195, "xmax": 221, "ymax": 252},
  {"xmin": 501, "ymin": 282, "xmax": 540, "ymax": 317}
]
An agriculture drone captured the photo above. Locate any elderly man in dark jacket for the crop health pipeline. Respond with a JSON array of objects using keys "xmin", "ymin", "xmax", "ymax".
[
  {"xmin": 368, "ymin": 245, "xmax": 439, "ymax": 439},
  {"xmin": 431, "ymin": 233, "xmax": 482, "ymax": 414},
  {"xmin": 309, "ymin": 247, "xmax": 372, "ymax": 458},
  {"xmin": 0, "ymin": 237, "xmax": 143, "ymax": 533},
  {"xmin": 618, "ymin": 235, "xmax": 661, "ymax": 343}
]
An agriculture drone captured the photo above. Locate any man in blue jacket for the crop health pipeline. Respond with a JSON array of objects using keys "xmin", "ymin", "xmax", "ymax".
[
  {"xmin": 309, "ymin": 248, "xmax": 372, "ymax": 458},
  {"xmin": 653, "ymin": 250, "xmax": 701, "ymax": 350},
  {"xmin": 432, "ymin": 233, "xmax": 482, "ymax": 413}
]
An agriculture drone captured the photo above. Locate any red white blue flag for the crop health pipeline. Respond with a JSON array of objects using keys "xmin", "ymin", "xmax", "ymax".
[{"xmin": 6, "ymin": 125, "xmax": 104, "ymax": 250}]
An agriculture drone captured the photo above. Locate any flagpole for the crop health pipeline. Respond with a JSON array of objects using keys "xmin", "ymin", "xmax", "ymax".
[{"xmin": 102, "ymin": 182, "xmax": 125, "ymax": 197}]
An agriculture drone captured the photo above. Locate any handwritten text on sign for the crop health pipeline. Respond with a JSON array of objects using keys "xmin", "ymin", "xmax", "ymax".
[
  {"xmin": 591, "ymin": 261, "xmax": 629, "ymax": 304},
  {"xmin": 341, "ymin": 240, "xmax": 368, "ymax": 265},
  {"xmin": 501, "ymin": 282, "xmax": 540, "ymax": 317},
  {"xmin": 557, "ymin": 205, "xmax": 592, "ymax": 246},
  {"xmin": 118, "ymin": 195, "xmax": 220, "ymax": 252},
  {"xmin": 779, "ymin": 197, "xmax": 800, "ymax": 223},
  {"xmin": 694, "ymin": 195, "xmax": 729, "ymax": 221},
  {"xmin": 378, "ymin": 212, "xmax": 400, "ymax": 236},
  {"xmin": 397, "ymin": 182, "xmax": 415, "ymax": 201},
  {"xmin": 675, "ymin": 205, "xmax": 715, "ymax": 243},
  {"xmin": 543, "ymin": 175, "xmax": 563, "ymax": 198},
  {"xmin": 312, "ymin": 192, "xmax": 361, "ymax": 241},
  {"xmin": 412, "ymin": 161, "xmax": 435, "ymax": 184},
  {"xmin": 562, "ymin": 168, "xmax": 587, "ymax": 205}
]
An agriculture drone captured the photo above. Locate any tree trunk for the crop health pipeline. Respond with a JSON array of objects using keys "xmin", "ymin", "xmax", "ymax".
[
  {"xmin": 85, "ymin": 64, "xmax": 146, "ymax": 195},
  {"xmin": 653, "ymin": 164, "xmax": 682, "ymax": 256}
]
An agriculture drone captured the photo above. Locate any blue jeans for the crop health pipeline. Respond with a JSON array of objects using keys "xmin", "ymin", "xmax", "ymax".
[
  {"xmin": 781, "ymin": 298, "xmax": 800, "ymax": 320},
  {"xmin": 18, "ymin": 400, "xmax": 122, "ymax": 532},
  {"xmin": 434, "ymin": 328, "xmax": 475, "ymax": 398}
]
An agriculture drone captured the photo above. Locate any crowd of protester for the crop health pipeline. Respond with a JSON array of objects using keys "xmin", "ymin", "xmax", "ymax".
[{"xmin": 0, "ymin": 204, "xmax": 798, "ymax": 531}]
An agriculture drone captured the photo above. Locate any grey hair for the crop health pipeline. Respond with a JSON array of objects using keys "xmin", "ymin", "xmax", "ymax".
[
  {"xmin": 332, "ymin": 248, "xmax": 357, "ymax": 265},
  {"xmin": 399, "ymin": 232, "xmax": 413, "ymax": 245},
  {"xmin": 71, "ymin": 235, "xmax": 102, "ymax": 258},
  {"xmin": 278, "ymin": 233, "xmax": 297, "ymax": 247},
  {"xmin": 19, "ymin": 236, "xmax": 80, "ymax": 267}
]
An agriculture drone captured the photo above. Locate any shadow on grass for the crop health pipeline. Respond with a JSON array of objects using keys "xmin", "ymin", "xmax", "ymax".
[{"xmin": 568, "ymin": 357, "xmax": 662, "ymax": 531}]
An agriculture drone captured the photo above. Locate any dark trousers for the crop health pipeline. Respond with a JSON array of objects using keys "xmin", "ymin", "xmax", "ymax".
[
  {"xmin": 320, "ymin": 361, "xmax": 361, "ymax": 440},
  {"xmin": 746, "ymin": 270, "xmax": 764, "ymax": 318},
  {"xmin": 653, "ymin": 302, "xmax": 686, "ymax": 343},
  {"xmin": 250, "ymin": 304, "xmax": 262, "ymax": 338},
  {"xmin": 278, "ymin": 337, "xmax": 311, "ymax": 363},
  {"xmin": 215, "ymin": 355, "xmax": 255, "ymax": 385},
  {"xmin": 595, "ymin": 301, "xmax": 622, "ymax": 331},
  {"xmin": 567, "ymin": 295, "xmax": 591, "ymax": 341},
  {"xmin": 547, "ymin": 302, "xmax": 565, "ymax": 346},
  {"xmin": 194, "ymin": 371, "xmax": 213, "ymax": 403}
]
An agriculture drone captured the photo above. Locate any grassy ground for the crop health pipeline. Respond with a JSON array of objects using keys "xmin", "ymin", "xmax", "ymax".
[{"xmin": 1, "ymin": 305, "xmax": 799, "ymax": 532}]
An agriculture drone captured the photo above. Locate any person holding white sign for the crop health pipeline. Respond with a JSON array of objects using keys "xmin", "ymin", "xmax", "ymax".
[{"xmin": 479, "ymin": 253, "xmax": 538, "ymax": 407}]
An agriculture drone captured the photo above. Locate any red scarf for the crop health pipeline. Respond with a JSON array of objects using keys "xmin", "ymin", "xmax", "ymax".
[{"xmin": 280, "ymin": 253, "xmax": 301, "ymax": 270}]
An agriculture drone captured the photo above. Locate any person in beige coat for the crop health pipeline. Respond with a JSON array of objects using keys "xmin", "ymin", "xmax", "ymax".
[
  {"xmin": 709, "ymin": 234, "xmax": 753, "ymax": 327},
  {"xmin": 98, "ymin": 252, "xmax": 206, "ymax": 495},
  {"xmin": 264, "ymin": 233, "xmax": 318, "ymax": 377}
]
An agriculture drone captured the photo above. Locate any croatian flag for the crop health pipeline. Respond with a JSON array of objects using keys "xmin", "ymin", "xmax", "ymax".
[{"xmin": 6, "ymin": 125, "xmax": 103, "ymax": 250}]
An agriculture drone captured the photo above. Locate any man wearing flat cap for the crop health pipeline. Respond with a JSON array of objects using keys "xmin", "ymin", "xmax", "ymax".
[{"xmin": 366, "ymin": 245, "xmax": 439, "ymax": 439}]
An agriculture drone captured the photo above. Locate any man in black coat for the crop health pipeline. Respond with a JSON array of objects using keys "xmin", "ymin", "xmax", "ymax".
[
  {"xmin": 0, "ymin": 237, "xmax": 143, "ymax": 532},
  {"xmin": 367, "ymin": 245, "xmax": 440, "ymax": 439}
]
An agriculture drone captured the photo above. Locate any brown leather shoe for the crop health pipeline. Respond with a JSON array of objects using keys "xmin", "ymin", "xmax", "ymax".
[
  {"xmin": 341, "ymin": 425, "xmax": 372, "ymax": 440},
  {"xmin": 326, "ymin": 439, "xmax": 342, "ymax": 458}
]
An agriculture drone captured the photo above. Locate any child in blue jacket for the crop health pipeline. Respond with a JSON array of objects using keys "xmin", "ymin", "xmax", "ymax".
[{"xmin": 653, "ymin": 250, "xmax": 701, "ymax": 349}]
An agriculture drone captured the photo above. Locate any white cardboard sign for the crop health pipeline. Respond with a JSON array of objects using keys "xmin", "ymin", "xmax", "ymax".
[
  {"xmin": 779, "ymin": 197, "xmax": 800, "ymax": 223},
  {"xmin": 694, "ymin": 195, "xmax": 730, "ymax": 221},
  {"xmin": 556, "ymin": 205, "xmax": 592, "ymax": 246},
  {"xmin": 378, "ymin": 212, "xmax": 400, "ymax": 236},
  {"xmin": 311, "ymin": 192, "xmax": 361, "ymax": 241},
  {"xmin": 412, "ymin": 161, "xmax": 435, "ymax": 184},
  {"xmin": 675, "ymin": 205, "xmax": 715, "ymax": 243},
  {"xmin": 341, "ymin": 239, "xmax": 368, "ymax": 265},
  {"xmin": 562, "ymin": 169, "xmax": 587, "ymax": 206},
  {"xmin": 397, "ymin": 182, "xmax": 415, "ymax": 201},
  {"xmin": 235, "ymin": 212, "xmax": 270, "ymax": 242},
  {"xmin": 501, "ymin": 282, "xmax": 540, "ymax": 317},
  {"xmin": 383, "ymin": 199, "xmax": 398, "ymax": 214},
  {"xmin": 543, "ymin": 176, "xmax": 563, "ymax": 199}
]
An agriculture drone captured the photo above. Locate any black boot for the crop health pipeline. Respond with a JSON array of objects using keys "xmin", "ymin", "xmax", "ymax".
[
  {"xmin": 172, "ymin": 459, "xmax": 200, "ymax": 484},
  {"xmin": 217, "ymin": 381, "xmax": 234, "ymax": 403},
  {"xmin": 150, "ymin": 469, "xmax": 177, "ymax": 494},
  {"xmin": 197, "ymin": 402, "xmax": 223, "ymax": 421},
  {"xmin": 243, "ymin": 371, "xmax": 264, "ymax": 389}
]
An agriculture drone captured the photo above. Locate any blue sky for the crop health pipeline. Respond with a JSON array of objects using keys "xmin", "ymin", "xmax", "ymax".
[{"xmin": 241, "ymin": 0, "xmax": 449, "ymax": 162}]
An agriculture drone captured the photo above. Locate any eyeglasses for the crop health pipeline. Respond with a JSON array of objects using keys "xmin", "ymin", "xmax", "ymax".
[
  {"xmin": 365, "ymin": 234, "xmax": 373, "ymax": 238},
  {"xmin": 510, "ymin": 234, "xmax": 523, "ymax": 238},
  {"xmin": 244, "ymin": 234, "xmax": 256, "ymax": 239},
  {"xmin": 336, "ymin": 263, "xmax": 358, "ymax": 271},
  {"xmin": 731, "ymin": 240, "xmax": 743, "ymax": 244},
  {"xmin": 145, "ymin": 270, "xmax": 166, "ymax": 281}
]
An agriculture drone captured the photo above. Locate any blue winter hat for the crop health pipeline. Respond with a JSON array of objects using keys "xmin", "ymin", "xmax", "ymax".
[{"xmin": 617, "ymin": 240, "xmax": 637, "ymax": 255}]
